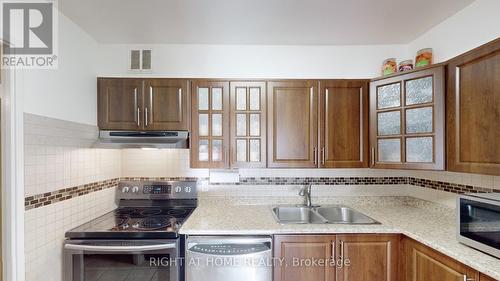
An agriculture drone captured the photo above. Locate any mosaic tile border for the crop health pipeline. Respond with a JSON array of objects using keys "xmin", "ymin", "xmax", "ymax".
[
  {"xmin": 121, "ymin": 177, "xmax": 201, "ymax": 181},
  {"xmin": 233, "ymin": 177, "xmax": 408, "ymax": 185},
  {"xmin": 24, "ymin": 178, "xmax": 120, "ymax": 210},
  {"xmin": 408, "ymin": 177, "xmax": 495, "ymax": 194},
  {"xmin": 24, "ymin": 176, "xmax": 497, "ymax": 210}
]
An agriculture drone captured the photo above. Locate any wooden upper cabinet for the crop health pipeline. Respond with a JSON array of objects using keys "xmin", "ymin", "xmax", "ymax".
[
  {"xmin": 190, "ymin": 80, "xmax": 230, "ymax": 168},
  {"xmin": 447, "ymin": 38, "xmax": 500, "ymax": 176},
  {"xmin": 336, "ymin": 234, "xmax": 400, "ymax": 281},
  {"xmin": 319, "ymin": 80, "xmax": 369, "ymax": 168},
  {"xmin": 402, "ymin": 237, "xmax": 479, "ymax": 281},
  {"xmin": 98, "ymin": 78, "xmax": 143, "ymax": 130},
  {"xmin": 230, "ymin": 81, "xmax": 267, "ymax": 168},
  {"xmin": 143, "ymin": 79, "xmax": 190, "ymax": 131},
  {"xmin": 274, "ymin": 235, "xmax": 335, "ymax": 281},
  {"xmin": 268, "ymin": 80, "xmax": 319, "ymax": 168},
  {"xmin": 98, "ymin": 78, "xmax": 190, "ymax": 131},
  {"xmin": 369, "ymin": 66, "xmax": 445, "ymax": 170}
]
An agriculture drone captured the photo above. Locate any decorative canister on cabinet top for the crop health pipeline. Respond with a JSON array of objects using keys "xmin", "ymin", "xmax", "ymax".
[
  {"xmin": 382, "ymin": 58, "xmax": 397, "ymax": 76},
  {"xmin": 415, "ymin": 48, "xmax": 433, "ymax": 68},
  {"xmin": 398, "ymin": 60, "xmax": 414, "ymax": 72}
]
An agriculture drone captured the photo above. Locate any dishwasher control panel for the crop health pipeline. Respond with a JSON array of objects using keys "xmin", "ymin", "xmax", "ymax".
[{"xmin": 190, "ymin": 243, "xmax": 270, "ymax": 255}]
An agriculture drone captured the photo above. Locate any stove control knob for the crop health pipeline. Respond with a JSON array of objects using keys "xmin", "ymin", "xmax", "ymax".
[
  {"xmin": 175, "ymin": 186, "xmax": 182, "ymax": 193},
  {"xmin": 132, "ymin": 186, "xmax": 140, "ymax": 193},
  {"xmin": 185, "ymin": 186, "xmax": 192, "ymax": 193},
  {"xmin": 121, "ymin": 186, "xmax": 130, "ymax": 193}
]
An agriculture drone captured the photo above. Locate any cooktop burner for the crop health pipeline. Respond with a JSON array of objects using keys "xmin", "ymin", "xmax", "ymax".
[
  {"xmin": 140, "ymin": 209, "xmax": 163, "ymax": 216},
  {"xmin": 136, "ymin": 216, "xmax": 173, "ymax": 230}
]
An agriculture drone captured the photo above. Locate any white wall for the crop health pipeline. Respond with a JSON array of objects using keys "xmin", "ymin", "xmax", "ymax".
[
  {"xmin": 20, "ymin": 13, "xmax": 99, "ymax": 125},
  {"xmin": 97, "ymin": 44, "xmax": 409, "ymax": 79},
  {"xmin": 408, "ymin": 0, "xmax": 500, "ymax": 63}
]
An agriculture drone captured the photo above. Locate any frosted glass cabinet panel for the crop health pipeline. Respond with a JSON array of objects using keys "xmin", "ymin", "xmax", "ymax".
[
  {"xmin": 378, "ymin": 139, "xmax": 401, "ymax": 162},
  {"xmin": 377, "ymin": 111, "xmax": 401, "ymax": 135},
  {"xmin": 406, "ymin": 76, "xmax": 433, "ymax": 105},
  {"xmin": 198, "ymin": 88, "xmax": 209, "ymax": 110},
  {"xmin": 406, "ymin": 137, "xmax": 433, "ymax": 163},
  {"xmin": 198, "ymin": 140, "xmax": 209, "ymax": 161},
  {"xmin": 236, "ymin": 114, "xmax": 247, "ymax": 136},
  {"xmin": 198, "ymin": 114, "xmax": 209, "ymax": 136},
  {"xmin": 230, "ymin": 81, "xmax": 266, "ymax": 168},
  {"xmin": 212, "ymin": 114, "xmax": 223, "ymax": 136},
  {"xmin": 236, "ymin": 88, "xmax": 247, "ymax": 110},
  {"xmin": 249, "ymin": 139, "xmax": 261, "ymax": 162},
  {"xmin": 370, "ymin": 65, "xmax": 445, "ymax": 170},
  {"xmin": 249, "ymin": 114, "xmax": 260, "ymax": 136},
  {"xmin": 212, "ymin": 140, "xmax": 223, "ymax": 161},
  {"xmin": 377, "ymin": 83, "xmax": 401, "ymax": 109},
  {"xmin": 406, "ymin": 107, "xmax": 433, "ymax": 134},
  {"xmin": 212, "ymin": 88, "xmax": 223, "ymax": 110},
  {"xmin": 249, "ymin": 88, "xmax": 261, "ymax": 110},
  {"xmin": 191, "ymin": 81, "xmax": 229, "ymax": 168},
  {"xmin": 236, "ymin": 139, "xmax": 247, "ymax": 162}
]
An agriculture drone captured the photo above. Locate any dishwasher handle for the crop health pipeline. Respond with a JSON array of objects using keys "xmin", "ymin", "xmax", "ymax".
[
  {"xmin": 187, "ymin": 238, "xmax": 271, "ymax": 256},
  {"xmin": 187, "ymin": 236, "xmax": 272, "ymax": 245}
]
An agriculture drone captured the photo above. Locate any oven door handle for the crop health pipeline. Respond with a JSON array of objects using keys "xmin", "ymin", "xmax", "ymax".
[{"xmin": 64, "ymin": 243, "xmax": 177, "ymax": 252}]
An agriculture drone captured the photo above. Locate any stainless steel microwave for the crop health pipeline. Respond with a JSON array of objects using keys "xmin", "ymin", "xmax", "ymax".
[{"xmin": 457, "ymin": 193, "xmax": 500, "ymax": 258}]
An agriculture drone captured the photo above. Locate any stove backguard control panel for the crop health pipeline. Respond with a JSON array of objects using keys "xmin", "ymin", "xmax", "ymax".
[{"xmin": 117, "ymin": 181, "xmax": 197, "ymax": 200}]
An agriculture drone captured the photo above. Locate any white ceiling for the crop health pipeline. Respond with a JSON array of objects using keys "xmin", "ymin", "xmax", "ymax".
[{"xmin": 59, "ymin": 0, "xmax": 475, "ymax": 45}]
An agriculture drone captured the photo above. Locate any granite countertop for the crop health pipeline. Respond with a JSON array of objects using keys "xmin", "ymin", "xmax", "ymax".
[{"xmin": 180, "ymin": 196, "xmax": 500, "ymax": 279}]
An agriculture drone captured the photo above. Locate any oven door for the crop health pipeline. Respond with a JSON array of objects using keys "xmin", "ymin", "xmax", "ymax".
[
  {"xmin": 458, "ymin": 196, "xmax": 500, "ymax": 258},
  {"xmin": 64, "ymin": 240, "xmax": 179, "ymax": 281}
]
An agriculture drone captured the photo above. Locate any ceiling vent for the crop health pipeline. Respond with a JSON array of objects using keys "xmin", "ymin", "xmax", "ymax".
[{"xmin": 129, "ymin": 49, "xmax": 152, "ymax": 72}]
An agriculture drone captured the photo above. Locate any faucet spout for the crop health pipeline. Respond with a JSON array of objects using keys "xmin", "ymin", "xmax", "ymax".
[{"xmin": 299, "ymin": 185, "xmax": 312, "ymax": 207}]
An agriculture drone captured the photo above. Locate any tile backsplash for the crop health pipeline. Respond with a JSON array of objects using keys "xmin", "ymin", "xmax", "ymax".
[
  {"xmin": 24, "ymin": 113, "xmax": 121, "ymax": 197},
  {"xmin": 23, "ymin": 114, "xmax": 121, "ymax": 281},
  {"xmin": 24, "ymin": 188, "xmax": 116, "ymax": 281}
]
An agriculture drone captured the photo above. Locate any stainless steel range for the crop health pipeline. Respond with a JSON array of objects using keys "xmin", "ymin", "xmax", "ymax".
[{"xmin": 64, "ymin": 180, "xmax": 197, "ymax": 281}]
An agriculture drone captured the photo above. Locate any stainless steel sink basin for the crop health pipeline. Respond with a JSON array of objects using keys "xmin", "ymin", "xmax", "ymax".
[
  {"xmin": 272, "ymin": 206, "xmax": 379, "ymax": 224},
  {"xmin": 272, "ymin": 206, "xmax": 327, "ymax": 224},
  {"xmin": 315, "ymin": 206, "xmax": 379, "ymax": 224}
]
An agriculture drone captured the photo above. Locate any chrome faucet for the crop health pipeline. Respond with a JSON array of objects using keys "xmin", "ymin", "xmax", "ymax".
[{"xmin": 299, "ymin": 185, "xmax": 313, "ymax": 207}]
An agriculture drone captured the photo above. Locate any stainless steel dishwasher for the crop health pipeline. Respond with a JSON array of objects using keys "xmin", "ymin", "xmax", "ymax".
[{"xmin": 186, "ymin": 236, "xmax": 272, "ymax": 281}]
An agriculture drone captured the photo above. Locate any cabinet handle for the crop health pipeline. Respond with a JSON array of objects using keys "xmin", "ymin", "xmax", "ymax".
[
  {"xmin": 136, "ymin": 107, "xmax": 140, "ymax": 127},
  {"xmin": 145, "ymin": 107, "xmax": 149, "ymax": 127},
  {"xmin": 331, "ymin": 241, "xmax": 335, "ymax": 260},
  {"xmin": 370, "ymin": 147, "xmax": 375, "ymax": 166},
  {"xmin": 134, "ymin": 88, "xmax": 139, "ymax": 127},
  {"xmin": 340, "ymin": 240, "xmax": 344, "ymax": 260},
  {"xmin": 463, "ymin": 276, "xmax": 474, "ymax": 281},
  {"xmin": 321, "ymin": 147, "xmax": 325, "ymax": 166},
  {"xmin": 313, "ymin": 147, "xmax": 318, "ymax": 166}
]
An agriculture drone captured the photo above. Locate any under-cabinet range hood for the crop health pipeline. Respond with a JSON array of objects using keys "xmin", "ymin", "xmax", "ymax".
[{"xmin": 94, "ymin": 131, "xmax": 189, "ymax": 149}]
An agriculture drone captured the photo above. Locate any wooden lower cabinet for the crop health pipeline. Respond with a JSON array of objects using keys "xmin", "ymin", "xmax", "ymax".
[
  {"xmin": 336, "ymin": 234, "xmax": 400, "ymax": 281},
  {"xmin": 274, "ymin": 235, "xmax": 335, "ymax": 281},
  {"xmin": 402, "ymin": 237, "xmax": 480, "ymax": 281},
  {"xmin": 274, "ymin": 234, "xmax": 400, "ymax": 281}
]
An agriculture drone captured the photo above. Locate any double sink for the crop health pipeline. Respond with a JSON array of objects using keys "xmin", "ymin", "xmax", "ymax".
[{"xmin": 272, "ymin": 206, "xmax": 380, "ymax": 224}]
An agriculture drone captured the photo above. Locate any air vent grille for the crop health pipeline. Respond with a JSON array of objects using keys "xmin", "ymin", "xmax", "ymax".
[{"xmin": 129, "ymin": 49, "xmax": 152, "ymax": 71}]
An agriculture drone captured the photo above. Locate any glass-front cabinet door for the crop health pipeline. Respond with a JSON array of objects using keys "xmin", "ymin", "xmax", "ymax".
[
  {"xmin": 369, "ymin": 66, "xmax": 445, "ymax": 170},
  {"xmin": 191, "ymin": 81, "xmax": 230, "ymax": 168},
  {"xmin": 230, "ymin": 81, "xmax": 267, "ymax": 168}
]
